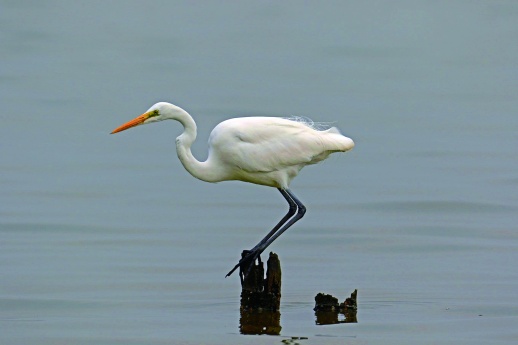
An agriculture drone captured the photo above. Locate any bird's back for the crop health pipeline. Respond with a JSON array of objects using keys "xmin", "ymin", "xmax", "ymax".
[{"xmin": 207, "ymin": 117, "xmax": 354, "ymax": 188}]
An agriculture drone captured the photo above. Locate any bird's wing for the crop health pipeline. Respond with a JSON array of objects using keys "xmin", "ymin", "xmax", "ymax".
[{"xmin": 209, "ymin": 117, "xmax": 348, "ymax": 174}]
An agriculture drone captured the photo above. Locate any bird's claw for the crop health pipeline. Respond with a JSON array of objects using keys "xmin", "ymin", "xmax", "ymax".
[{"xmin": 225, "ymin": 249, "xmax": 262, "ymax": 279}]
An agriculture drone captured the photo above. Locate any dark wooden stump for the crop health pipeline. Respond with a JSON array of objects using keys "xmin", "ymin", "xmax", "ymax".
[
  {"xmin": 240, "ymin": 251, "xmax": 281, "ymax": 311},
  {"xmin": 239, "ymin": 252, "xmax": 282, "ymax": 335}
]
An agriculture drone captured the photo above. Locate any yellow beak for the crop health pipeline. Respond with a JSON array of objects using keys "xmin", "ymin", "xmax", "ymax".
[{"xmin": 111, "ymin": 112, "xmax": 150, "ymax": 134}]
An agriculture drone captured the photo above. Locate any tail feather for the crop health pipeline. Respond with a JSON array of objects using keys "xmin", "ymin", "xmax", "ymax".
[{"xmin": 323, "ymin": 129, "xmax": 355, "ymax": 152}]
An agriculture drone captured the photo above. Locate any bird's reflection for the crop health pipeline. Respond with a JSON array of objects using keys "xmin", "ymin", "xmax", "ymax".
[{"xmin": 239, "ymin": 309, "xmax": 281, "ymax": 335}]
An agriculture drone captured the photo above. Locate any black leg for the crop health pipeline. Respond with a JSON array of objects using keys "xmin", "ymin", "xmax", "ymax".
[
  {"xmin": 254, "ymin": 189, "xmax": 306, "ymax": 254},
  {"xmin": 226, "ymin": 188, "xmax": 296, "ymax": 278},
  {"xmin": 249, "ymin": 188, "xmax": 297, "ymax": 252},
  {"xmin": 226, "ymin": 188, "xmax": 306, "ymax": 278}
]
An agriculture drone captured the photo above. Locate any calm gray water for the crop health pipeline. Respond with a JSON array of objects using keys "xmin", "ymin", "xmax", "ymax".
[{"xmin": 2, "ymin": 1, "xmax": 518, "ymax": 344}]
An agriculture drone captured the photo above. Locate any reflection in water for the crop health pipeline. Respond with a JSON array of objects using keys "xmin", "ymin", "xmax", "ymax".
[
  {"xmin": 239, "ymin": 309, "xmax": 281, "ymax": 335},
  {"xmin": 315, "ymin": 308, "xmax": 357, "ymax": 325}
]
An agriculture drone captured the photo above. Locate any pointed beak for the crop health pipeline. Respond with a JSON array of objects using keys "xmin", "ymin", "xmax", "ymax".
[{"xmin": 111, "ymin": 112, "xmax": 150, "ymax": 134}]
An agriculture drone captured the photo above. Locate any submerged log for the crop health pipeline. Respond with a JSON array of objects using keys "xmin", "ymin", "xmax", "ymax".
[{"xmin": 240, "ymin": 251, "xmax": 281, "ymax": 311}]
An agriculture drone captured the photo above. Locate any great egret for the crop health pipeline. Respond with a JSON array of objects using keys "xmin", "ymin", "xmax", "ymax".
[{"xmin": 111, "ymin": 102, "xmax": 354, "ymax": 278}]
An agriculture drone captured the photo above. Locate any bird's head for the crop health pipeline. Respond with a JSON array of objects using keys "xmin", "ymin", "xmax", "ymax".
[{"xmin": 111, "ymin": 102, "xmax": 186, "ymax": 134}]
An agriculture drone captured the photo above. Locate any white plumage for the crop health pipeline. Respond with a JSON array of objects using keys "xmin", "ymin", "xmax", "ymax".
[{"xmin": 208, "ymin": 116, "xmax": 354, "ymax": 188}]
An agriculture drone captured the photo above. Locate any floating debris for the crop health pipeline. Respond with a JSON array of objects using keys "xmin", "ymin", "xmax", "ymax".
[{"xmin": 314, "ymin": 289, "xmax": 357, "ymax": 324}]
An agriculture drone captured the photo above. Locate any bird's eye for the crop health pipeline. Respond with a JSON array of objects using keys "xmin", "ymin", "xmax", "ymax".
[{"xmin": 149, "ymin": 110, "xmax": 160, "ymax": 117}]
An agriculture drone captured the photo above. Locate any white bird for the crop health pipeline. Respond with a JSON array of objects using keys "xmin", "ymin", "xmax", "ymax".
[{"xmin": 111, "ymin": 102, "xmax": 354, "ymax": 278}]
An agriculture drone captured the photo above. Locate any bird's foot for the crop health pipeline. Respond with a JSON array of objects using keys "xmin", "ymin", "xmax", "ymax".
[{"xmin": 225, "ymin": 249, "xmax": 262, "ymax": 279}]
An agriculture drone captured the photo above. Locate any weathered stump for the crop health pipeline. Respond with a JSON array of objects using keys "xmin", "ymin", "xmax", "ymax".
[
  {"xmin": 240, "ymin": 251, "xmax": 281, "ymax": 311},
  {"xmin": 239, "ymin": 252, "xmax": 282, "ymax": 335}
]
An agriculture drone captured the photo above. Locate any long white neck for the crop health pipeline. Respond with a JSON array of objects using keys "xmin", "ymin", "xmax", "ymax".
[{"xmin": 170, "ymin": 108, "xmax": 222, "ymax": 183}]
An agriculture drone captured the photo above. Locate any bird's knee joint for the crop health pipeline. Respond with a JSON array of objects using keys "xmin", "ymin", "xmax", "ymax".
[{"xmin": 298, "ymin": 205, "xmax": 307, "ymax": 217}]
